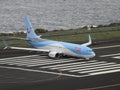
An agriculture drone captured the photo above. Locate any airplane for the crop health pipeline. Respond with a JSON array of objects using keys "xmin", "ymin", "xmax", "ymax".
[{"xmin": 4, "ymin": 16, "xmax": 95, "ymax": 59}]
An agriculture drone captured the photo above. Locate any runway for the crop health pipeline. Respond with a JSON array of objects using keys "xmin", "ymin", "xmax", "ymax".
[{"xmin": 0, "ymin": 43, "xmax": 120, "ymax": 90}]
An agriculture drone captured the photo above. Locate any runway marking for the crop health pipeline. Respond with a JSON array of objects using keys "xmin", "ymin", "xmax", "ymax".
[
  {"xmin": 50, "ymin": 61, "xmax": 105, "ymax": 70},
  {"xmin": 41, "ymin": 60, "xmax": 95, "ymax": 68},
  {"xmin": 80, "ymin": 66, "xmax": 120, "ymax": 74},
  {"xmin": 100, "ymin": 53, "xmax": 120, "ymax": 57},
  {"xmin": 0, "ymin": 66, "xmax": 87, "ymax": 78},
  {"xmin": 0, "ymin": 60, "xmax": 76, "ymax": 67},
  {"xmin": 40, "ymin": 59, "xmax": 120, "ymax": 77},
  {"xmin": 93, "ymin": 45, "xmax": 120, "ymax": 49},
  {"xmin": 0, "ymin": 55, "xmax": 84, "ymax": 67},
  {"xmin": 0, "ymin": 55, "xmax": 38, "ymax": 60},
  {"xmin": 79, "ymin": 83, "xmax": 120, "ymax": 90},
  {"xmin": 70, "ymin": 63, "xmax": 117, "ymax": 72},
  {"xmin": 0, "ymin": 55, "xmax": 120, "ymax": 78},
  {"xmin": 89, "ymin": 69, "xmax": 120, "ymax": 75},
  {"xmin": 113, "ymin": 56, "xmax": 120, "ymax": 59},
  {"xmin": 66, "ymin": 63, "xmax": 115, "ymax": 72}
]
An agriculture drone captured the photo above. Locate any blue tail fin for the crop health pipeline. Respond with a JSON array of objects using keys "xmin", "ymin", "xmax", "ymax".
[{"xmin": 24, "ymin": 16, "xmax": 39, "ymax": 39}]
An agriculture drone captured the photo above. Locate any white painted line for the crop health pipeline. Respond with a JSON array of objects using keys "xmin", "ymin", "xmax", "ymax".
[
  {"xmin": 80, "ymin": 66, "xmax": 120, "ymax": 73},
  {"xmin": 27, "ymin": 56, "xmax": 46, "ymax": 59},
  {"xmin": 0, "ymin": 66, "xmax": 83, "ymax": 78},
  {"xmin": 0, "ymin": 59, "xmax": 42, "ymax": 63},
  {"xmin": 93, "ymin": 45, "xmax": 120, "ymax": 50},
  {"xmin": 0, "ymin": 59, "xmax": 77, "ymax": 67},
  {"xmin": 71, "ymin": 64, "xmax": 119, "ymax": 72},
  {"xmin": 50, "ymin": 61, "xmax": 95, "ymax": 69},
  {"xmin": 37, "ymin": 55, "xmax": 47, "ymax": 58},
  {"xmin": 28, "ymin": 59, "xmax": 80, "ymax": 66},
  {"xmin": 4, "ymin": 58, "xmax": 59, "ymax": 63},
  {"xmin": 29, "ymin": 58, "xmax": 75, "ymax": 64},
  {"xmin": 51, "ymin": 61, "xmax": 104, "ymax": 70},
  {"xmin": 0, "ymin": 59, "xmax": 39, "ymax": 62},
  {"xmin": 70, "ymin": 63, "xmax": 116, "ymax": 72},
  {"xmin": 57, "ymin": 62, "xmax": 114, "ymax": 71},
  {"xmin": 89, "ymin": 69, "xmax": 120, "ymax": 75},
  {"xmin": 0, "ymin": 58, "xmax": 64, "ymax": 66},
  {"xmin": 0, "ymin": 59, "xmax": 50, "ymax": 66},
  {"xmin": 9, "ymin": 59, "xmax": 80, "ymax": 67},
  {"xmin": 29, "ymin": 62, "xmax": 80, "ymax": 67},
  {"xmin": 0, "ymin": 62, "xmax": 32, "ymax": 66},
  {"xmin": 41, "ymin": 60, "xmax": 95, "ymax": 68},
  {"xmin": 20, "ymin": 59, "xmax": 59, "ymax": 64},
  {"xmin": 0, "ymin": 57, "xmax": 51, "ymax": 62},
  {"xmin": 0, "ymin": 60, "xmax": 58, "ymax": 67},
  {"xmin": 0, "ymin": 60, "xmax": 95, "ymax": 67},
  {"xmin": 26, "ymin": 59, "xmax": 83, "ymax": 68},
  {"xmin": 100, "ymin": 53, "xmax": 120, "ymax": 57},
  {"xmin": 113, "ymin": 56, "xmax": 120, "ymax": 59},
  {"xmin": 0, "ymin": 55, "xmax": 39, "ymax": 60}
]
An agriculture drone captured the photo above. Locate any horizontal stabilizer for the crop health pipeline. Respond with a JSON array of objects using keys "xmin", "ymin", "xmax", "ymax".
[{"xmin": 8, "ymin": 37, "xmax": 28, "ymax": 40}]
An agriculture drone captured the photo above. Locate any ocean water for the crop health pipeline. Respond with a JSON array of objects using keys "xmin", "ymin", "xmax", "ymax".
[{"xmin": 0, "ymin": 0, "xmax": 120, "ymax": 33}]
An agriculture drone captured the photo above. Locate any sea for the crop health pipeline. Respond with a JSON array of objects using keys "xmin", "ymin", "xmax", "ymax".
[{"xmin": 0, "ymin": 0, "xmax": 120, "ymax": 33}]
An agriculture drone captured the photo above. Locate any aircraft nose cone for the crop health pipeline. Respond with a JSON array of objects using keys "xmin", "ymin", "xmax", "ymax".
[
  {"xmin": 93, "ymin": 53, "xmax": 96, "ymax": 57},
  {"xmin": 92, "ymin": 52, "xmax": 96, "ymax": 57}
]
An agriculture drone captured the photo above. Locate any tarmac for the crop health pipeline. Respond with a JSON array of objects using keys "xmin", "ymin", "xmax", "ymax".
[{"xmin": 0, "ymin": 42, "xmax": 120, "ymax": 90}]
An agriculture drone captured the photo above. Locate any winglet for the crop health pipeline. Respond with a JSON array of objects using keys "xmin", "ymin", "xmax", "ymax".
[
  {"xmin": 2, "ymin": 40, "xmax": 9, "ymax": 49},
  {"xmin": 82, "ymin": 35, "xmax": 92, "ymax": 46}
]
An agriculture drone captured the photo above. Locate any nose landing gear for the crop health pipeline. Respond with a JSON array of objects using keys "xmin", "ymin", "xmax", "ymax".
[{"xmin": 85, "ymin": 58, "xmax": 90, "ymax": 60}]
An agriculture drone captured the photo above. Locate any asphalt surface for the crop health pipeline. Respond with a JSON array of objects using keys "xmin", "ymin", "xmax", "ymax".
[{"xmin": 0, "ymin": 42, "xmax": 120, "ymax": 90}]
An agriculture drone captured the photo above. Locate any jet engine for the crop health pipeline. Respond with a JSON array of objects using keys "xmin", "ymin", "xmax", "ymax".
[{"xmin": 48, "ymin": 52, "xmax": 63, "ymax": 59}]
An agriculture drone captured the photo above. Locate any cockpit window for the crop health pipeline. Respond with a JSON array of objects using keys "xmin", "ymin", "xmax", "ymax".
[{"xmin": 87, "ymin": 50, "xmax": 92, "ymax": 52}]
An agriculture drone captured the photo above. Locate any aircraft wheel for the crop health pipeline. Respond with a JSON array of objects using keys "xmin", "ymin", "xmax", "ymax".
[{"xmin": 56, "ymin": 53, "xmax": 63, "ymax": 59}]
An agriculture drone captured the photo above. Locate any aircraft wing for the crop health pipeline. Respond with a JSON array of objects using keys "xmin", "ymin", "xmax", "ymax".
[
  {"xmin": 10, "ymin": 47, "xmax": 50, "ymax": 52},
  {"xmin": 2, "ymin": 39, "xmax": 49, "ymax": 52},
  {"xmin": 81, "ymin": 35, "xmax": 92, "ymax": 46}
]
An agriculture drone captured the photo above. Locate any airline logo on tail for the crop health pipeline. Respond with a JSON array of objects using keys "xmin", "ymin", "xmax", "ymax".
[
  {"xmin": 27, "ymin": 28, "xmax": 31, "ymax": 33},
  {"xmin": 24, "ymin": 16, "xmax": 39, "ymax": 39}
]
